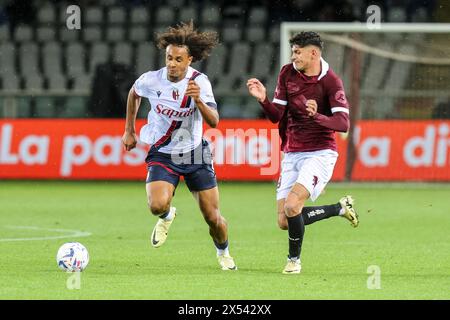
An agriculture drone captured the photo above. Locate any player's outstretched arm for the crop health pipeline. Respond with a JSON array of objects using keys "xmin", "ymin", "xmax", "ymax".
[
  {"xmin": 247, "ymin": 78, "xmax": 284, "ymax": 123},
  {"xmin": 122, "ymin": 87, "xmax": 142, "ymax": 151}
]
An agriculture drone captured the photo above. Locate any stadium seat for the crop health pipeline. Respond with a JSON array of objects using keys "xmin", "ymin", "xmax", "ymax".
[
  {"xmin": 221, "ymin": 27, "xmax": 241, "ymax": 43},
  {"xmin": 388, "ymin": 7, "xmax": 407, "ymax": 22},
  {"xmin": 152, "ymin": 26, "xmax": 167, "ymax": 41},
  {"xmin": 246, "ymin": 26, "xmax": 265, "ymax": 43},
  {"xmin": 248, "ymin": 7, "xmax": 268, "ymax": 26},
  {"xmin": 14, "ymin": 26, "xmax": 33, "ymax": 43},
  {"xmin": 24, "ymin": 74, "xmax": 44, "ymax": 90},
  {"xmin": 1, "ymin": 74, "xmax": 20, "ymax": 91},
  {"xmin": 42, "ymin": 42, "xmax": 63, "ymax": 77},
  {"xmin": 205, "ymin": 43, "xmax": 227, "ymax": 80},
  {"xmin": 37, "ymin": 27, "xmax": 56, "ymax": 42},
  {"xmin": 59, "ymin": 26, "xmax": 80, "ymax": 43},
  {"xmin": 112, "ymin": 42, "xmax": 132, "ymax": 65},
  {"xmin": 136, "ymin": 43, "xmax": 157, "ymax": 75},
  {"xmin": 66, "ymin": 42, "xmax": 86, "ymax": 76},
  {"xmin": 156, "ymin": 6, "xmax": 176, "ymax": 26},
  {"xmin": 179, "ymin": 6, "xmax": 198, "ymax": 23},
  {"xmin": 228, "ymin": 42, "xmax": 251, "ymax": 76},
  {"xmin": 241, "ymin": 97, "xmax": 262, "ymax": 118},
  {"xmin": 129, "ymin": 26, "xmax": 148, "ymax": 42},
  {"xmin": 83, "ymin": 26, "xmax": 103, "ymax": 43},
  {"xmin": 264, "ymin": 75, "xmax": 278, "ymax": 95},
  {"xmin": 19, "ymin": 42, "xmax": 40, "ymax": 76},
  {"xmin": 411, "ymin": 7, "xmax": 428, "ymax": 22},
  {"xmin": 214, "ymin": 74, "xmax": 236, "ymax": 96},
  {"xmin": 250, "ymin": 43, "xmax": 273, "ymax": 78},
  {"xmin": 106, "ymin": 26, "xmax": 125, "ymax": 42},
  {"xmin": 222, "ymin": 5, "xmax": 245, "ymax": 28},
  {"xmin": 107, "ymin": 7, "xmax": 126, "ymax": 25},
  {"xmin": 219, "ymin": 96, "xmax": 243, "ymax": 118},
  {"xmin": 156, "ymin": 50, "xmax": 166, "ymax": 69},
  {"xmin": 201, "ymin": 6, "xmax": 220, "ymax": 27},
  {"xmin": 72, "ymin": 74, "xmax": 92, "ymax": 91},
  {"xmin": 38, "ymin": 5, "xmax": 56, "ymax": 26},
  {"xmin": 130, "ymin": 7, "xmax": 149, "ymax": 25},
  {"xmin": 0, "ymin": 43, "xmax": 16, "ymax": 75},
  {"xmin": 47, "ymin": 74, "xmax": 67, "ymax": 91},
  {"xmin": 89, "ymin": 43, "xmax": 110, "ymax": 73},
  {"xmin": 0, "ymin": 24, "xmax": 9, "ymax": 42},
  {"xmin": 269, "ymin": 25, "xmax": 280, "ymax": 43},
  {"xmin": 166, "ymin": 0, "xmax": 185, "ymax": 8},
  {"xmin": 85, "ymin": 7, "xmax": 104, "ymax": 25}
]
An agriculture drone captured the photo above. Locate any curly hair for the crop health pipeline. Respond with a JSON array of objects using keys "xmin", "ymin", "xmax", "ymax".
[
  {"xmin": 289, "ymin": 31, "xmax": 323, "ymax": 50},
  {"xmin": 156, "ymin": 21, "xmax": 219, "ymax": 62}
]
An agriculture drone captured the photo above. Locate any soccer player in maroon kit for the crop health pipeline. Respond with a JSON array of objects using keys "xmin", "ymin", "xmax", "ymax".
[{"xmin": 247, "ymin": 31, "xmax": 359, "ymax": 274}]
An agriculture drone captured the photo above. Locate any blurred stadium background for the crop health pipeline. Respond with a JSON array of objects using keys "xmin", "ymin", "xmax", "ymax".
[
  {"xmin": 1, "ymin": 0, "xmax": 449, "ymax": 181},
  {"xmin": 1, "ymin": 0, "xmax": 450, "ymax": 300},
  {"xmin": 0, "ymin": 0, "xmax": 448, "ymax": 120}
]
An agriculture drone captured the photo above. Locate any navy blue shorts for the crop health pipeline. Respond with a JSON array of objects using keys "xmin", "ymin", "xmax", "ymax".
[{"xmin": 145, "ymin": 140, "xmax": 217, "ymax": 192}]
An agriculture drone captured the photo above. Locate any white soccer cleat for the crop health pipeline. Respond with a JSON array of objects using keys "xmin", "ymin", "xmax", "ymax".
[
  {"xmin": 151, "ymin": 207, "xmax": 176, "ymax": 248},
  {"xmin": 282, "ymin": 257, "xmax": 301, "ymax": 274},
  {"xmin": 217, "ymin": 254, "xmax": 237, "ymax": 271},
  {"xmin": 339, "ymin": 195, "xmax": 359, "ymax": 228}
]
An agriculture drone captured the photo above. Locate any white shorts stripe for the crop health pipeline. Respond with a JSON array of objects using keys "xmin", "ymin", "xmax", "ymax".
[
  {"xmin": 331, "ymin": 107, "xmax": 349, "ymax": 114},
  {"xmin": 273, "ymin": 98, "xmax": 288, "ymax": 105}
]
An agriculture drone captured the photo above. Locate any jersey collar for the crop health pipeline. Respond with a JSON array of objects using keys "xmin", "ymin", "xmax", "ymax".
[
  {"xmin": 293, "ymin": 57, "xmax": 329, "ymax": 82},
  {"xmin": 318, "ymin": 57, "xmax": 329, "ymax": 81}
]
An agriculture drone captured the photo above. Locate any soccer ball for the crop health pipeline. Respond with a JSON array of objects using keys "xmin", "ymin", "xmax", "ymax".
[{"xmin": 56, "ymin": 242, "xmax": 89, "ymax": 272}]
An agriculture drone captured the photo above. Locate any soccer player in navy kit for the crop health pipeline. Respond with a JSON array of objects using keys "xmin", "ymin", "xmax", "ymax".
[
  {"xmin": 122, "ymin": 22, "xmax": 236, "ymax": 271},
  {"xmin": 247, "ymin": 31, "xmax": 359, "ymax": 274}
]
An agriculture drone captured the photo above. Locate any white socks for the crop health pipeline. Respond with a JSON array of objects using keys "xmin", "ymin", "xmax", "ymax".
[
  {"xmin": 160, "ymin": 209, "xmax": 174, "ymax": 221},
  {"xmin": 216, "ymin": 246, "xmax": 229, "ymax": 257}
]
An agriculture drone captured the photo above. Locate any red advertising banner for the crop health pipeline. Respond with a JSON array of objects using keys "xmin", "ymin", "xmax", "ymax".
[{"xmin": 0, "ymin": 119, "xmax": 449, "ymax": 181}]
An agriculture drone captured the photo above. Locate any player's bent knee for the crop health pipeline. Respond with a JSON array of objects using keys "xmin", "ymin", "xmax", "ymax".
[
  {"xmin": 284, "ymin": 202, "xmax": 302, "ymax": 218},
  {"xmin": 149, "ymin": 199, "xmax": 170, "ymax": 216},
  {"xmin": 277, "ymin": 215, "xmax": 288, "ymax": 230}
]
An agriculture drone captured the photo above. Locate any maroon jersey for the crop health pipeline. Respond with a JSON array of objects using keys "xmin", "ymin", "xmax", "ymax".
[{"xmin": 272, "ymin": 59, "xmax": 349, "ymax": 153}]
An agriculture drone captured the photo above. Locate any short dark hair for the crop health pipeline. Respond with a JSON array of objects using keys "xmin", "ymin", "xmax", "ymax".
[
  {"xmin": 289, "ymin": 31, "xmax": 323, "ymax": 50},
  {"xmin": 156, "ymin": 21, "xmax": 219, "ymax": 62}
]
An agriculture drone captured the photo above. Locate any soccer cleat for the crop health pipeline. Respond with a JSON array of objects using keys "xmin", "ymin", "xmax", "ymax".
[
  {"xmin": 339, "ymin": 195, "xmax": 359, "ymax": 228},
  {"xmin": 282, "ymin": 257, "xmax": 301, "ymax": 274},
  {"xmin": 217, "ymin": 254, "xmax": 237, "ymax": 271},
  {"xmin": 151, "ymin": 207, "xmax": 176, "ymax": 248}
]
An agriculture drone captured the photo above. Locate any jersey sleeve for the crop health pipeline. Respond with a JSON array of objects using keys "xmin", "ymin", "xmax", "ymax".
[
  {"xmin": 327, "ymin": 75, "xmax": 350, "ymax": 114},
  {"xmin": 273, "ymin": 65, "xmax": 289, "ymax": 106},
  {"xmin": 133, "ymin": 73, "xmax": 148, "ymax": 97},
  {"xmin": 197, "ymin": 74, "xmax": 217, "ymax": 109}
]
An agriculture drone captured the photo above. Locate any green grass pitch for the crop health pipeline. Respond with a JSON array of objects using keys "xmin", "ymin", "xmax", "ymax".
[{"xmin": 0, "ymin": 181, "xmax": 449, "ymax": 300}]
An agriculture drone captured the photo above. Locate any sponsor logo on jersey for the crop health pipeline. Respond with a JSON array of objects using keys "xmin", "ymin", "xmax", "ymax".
[
  {"xmin": 335, "ymin": 90, "xmax": 347, "ymax": 104},
  {"xmin": 156, "ymin": 104, "xmax": 195, "ymax": 118}
]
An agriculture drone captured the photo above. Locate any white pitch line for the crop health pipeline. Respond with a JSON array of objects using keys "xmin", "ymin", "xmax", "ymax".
[{"xmin": 0, "ymin": 225, "xmax": 92, "ymax": 242}]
